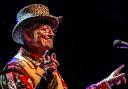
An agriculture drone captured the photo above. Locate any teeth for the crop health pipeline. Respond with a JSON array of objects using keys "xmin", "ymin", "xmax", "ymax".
[
  {"xmin": 41, "ymin": 35, "xmax": 52, "ymax": 39},
  {"xmin": 46, "ymin": 36, "xmax": 50, "ymax": 39}
]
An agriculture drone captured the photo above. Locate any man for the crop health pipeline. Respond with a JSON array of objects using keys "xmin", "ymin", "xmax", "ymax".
[
  {"xmin": 0, "ymin": 3, "xmax": 126, "ymax": 89},
  {"xmin": 0, "ymin": 4, "xmax": 67, "ymax": 89}
]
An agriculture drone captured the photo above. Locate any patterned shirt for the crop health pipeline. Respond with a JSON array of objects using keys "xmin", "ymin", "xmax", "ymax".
[{"xmin": 0, "ymin": 47, "xmax": 68, "ymax": 89}]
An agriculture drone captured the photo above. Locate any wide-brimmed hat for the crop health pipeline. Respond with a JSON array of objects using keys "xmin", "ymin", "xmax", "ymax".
[{"xmin": 12, "ymin": 4, "xmax": 62, "ymax": 45}]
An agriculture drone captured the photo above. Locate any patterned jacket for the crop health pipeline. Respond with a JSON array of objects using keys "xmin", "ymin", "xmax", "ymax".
[{"xmin": 0, "ymin": 48, "xmax": 67, "ymax": 89}]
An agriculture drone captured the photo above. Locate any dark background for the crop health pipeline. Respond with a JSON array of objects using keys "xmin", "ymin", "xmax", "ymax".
[{"xmin": 0, "ymin": 0, "xmax": 128, "ymax": 89}]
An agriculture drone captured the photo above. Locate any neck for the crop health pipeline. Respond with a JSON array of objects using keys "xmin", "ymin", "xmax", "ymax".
[
  {"xmin": 29, "ymin": 50, "xmax": 46, "ymax": 58},
  {"xmin": 21, "ymin": 47, "xmax": 49, "ymax": 58}
]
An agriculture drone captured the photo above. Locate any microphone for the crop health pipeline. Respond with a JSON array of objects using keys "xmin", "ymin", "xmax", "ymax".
[{"xmin": 113, "ymin": 39, "xmax": 128, "ymax": 49}]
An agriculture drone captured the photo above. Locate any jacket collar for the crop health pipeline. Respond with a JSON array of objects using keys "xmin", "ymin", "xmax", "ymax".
[{"xmin": 15, "ymin": 47, "xmax": 45, "ymax": 68}]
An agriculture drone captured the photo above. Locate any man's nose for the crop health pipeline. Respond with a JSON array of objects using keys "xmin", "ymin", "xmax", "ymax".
[
  {"xmin": 43, "ymin": 25, "xmax": 55, "ymax": 36},
  {"xmin": 49, "ymin": 30, "xmax": 55, "ymax": 36}
]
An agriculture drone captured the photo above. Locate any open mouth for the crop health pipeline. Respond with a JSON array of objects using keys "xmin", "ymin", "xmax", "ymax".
[{"xmin": 41, "ymin": 35, "xmax": 53, "ymax": 40}]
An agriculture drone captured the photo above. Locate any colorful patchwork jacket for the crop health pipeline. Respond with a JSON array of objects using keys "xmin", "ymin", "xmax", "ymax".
[{"xmin": 0, "ymin": 48, "xmax": 67, "ymax": 89}]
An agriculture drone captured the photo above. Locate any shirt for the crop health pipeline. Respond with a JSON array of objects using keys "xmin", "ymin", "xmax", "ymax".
[{"xmin": 0, "ymin": 47, "xmax": 68, "ymax": 89}]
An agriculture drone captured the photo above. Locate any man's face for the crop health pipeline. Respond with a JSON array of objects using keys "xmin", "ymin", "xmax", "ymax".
[{"xmin": 26, "ymin": 24, "xmax": 55, "ymax": 51}]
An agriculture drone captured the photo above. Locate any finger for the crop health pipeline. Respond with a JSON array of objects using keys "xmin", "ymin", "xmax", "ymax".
[
  {"xmin": 114, "ymin": 64, "xmax": 125, "ymax": 74},
  {"xmin": 44, "ymin": 60, "xmax": 52, "ymax": 65},
  {"xmin": 46, "ymin": 66, "xmax": 57, "ymax": 72},
  {"xmin": 51, "ymin": 53, "xmax": 59, "ymax": 66},
  {"xmin": 47, "ymin": 55, "xmax": 51, "ymax": 60},
  {"xmin": 108, "ymin": 73, "xmax": 125, "ymax": 85},
  {"xmin": 43, "ymin": 50, "xmax": 49, "ymax": 58},
  {"xmin": 51, "ymin": 53, "xmax": 56, "ymax": 60},
  {"xmin": 45, "ymin": 55, "xmax": 51, "ymax": 61},
  {"xmin": 44, "ymin": 62, "xmax": 57, "ymax": 69},
  {"xmin": 116, "ymin": 80, "xmax": 121, "ymax": 85},
  {"xmin": 117, "ymin": 73, "xmax": 125, "ymax": 79},
  {"xmin": 48, "ymin": 66, "xmax": 57, "ymax": 70},
  {"xmin": 116, "ymin": 73, "xmax": 126, "ymax": 85},
  {"xmin": 121, "ymin": 76, "xmax": 127, "ymax": 84},
  {"xmin": 50, "ymin": 62, "xmax": 58, "ymax": 68},
  {"xmin": 114, "ymin": 73, "xmax": 125, "ymax": 84},
  {"xmin": 43, "ymin": 50, "xmax": 51, "ymax": 64}
]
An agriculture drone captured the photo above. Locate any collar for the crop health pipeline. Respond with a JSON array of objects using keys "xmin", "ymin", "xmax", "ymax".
[{"xmin": 18, "ymin": 47, "xmax": 45, "ymax": 68}]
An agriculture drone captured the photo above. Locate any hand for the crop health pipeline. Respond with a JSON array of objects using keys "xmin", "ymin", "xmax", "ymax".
[
  {"xmin": 105, "ymin": 64, "xmax": 126, "ymax": 87},
  {"xmin": 43, "ymin": 52, "xmax": 59, "ymax": 75}
]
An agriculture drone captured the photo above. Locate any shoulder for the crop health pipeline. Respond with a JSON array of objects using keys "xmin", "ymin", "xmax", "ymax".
[{"xmin": 1, "ymin": 57, "xmax": 27, "ymax": 75}]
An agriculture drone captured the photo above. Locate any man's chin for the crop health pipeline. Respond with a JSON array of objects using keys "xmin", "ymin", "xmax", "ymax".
[{"xmin": 45, "ymin": 45, "xmax": 53, "ymax": 50}]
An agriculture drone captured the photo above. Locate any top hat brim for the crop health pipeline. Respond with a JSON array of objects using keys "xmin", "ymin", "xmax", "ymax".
[{"xmin": 12, "ymin": 15, "xmax": 62, "ymax": 45}]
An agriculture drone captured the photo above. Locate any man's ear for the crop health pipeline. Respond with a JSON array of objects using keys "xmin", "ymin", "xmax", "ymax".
[{"xmin": 23, "ymin": 29, "xmax": 33, "ymax": 42}]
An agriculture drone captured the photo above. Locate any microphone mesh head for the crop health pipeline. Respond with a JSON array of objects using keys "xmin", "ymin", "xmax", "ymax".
[{"xmin": 113, "ymin": 39, "xmax": 121, "ymax": 47}]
